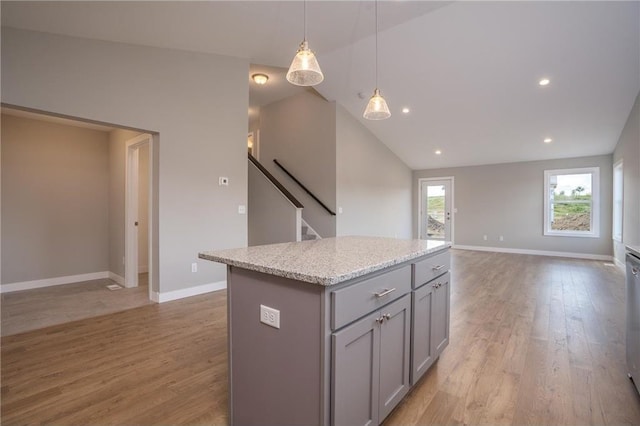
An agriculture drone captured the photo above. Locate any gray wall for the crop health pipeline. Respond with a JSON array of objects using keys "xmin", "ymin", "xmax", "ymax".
[
  {"xmin": 260, "ymin": 90, "xmax": 337, "ymax": 238},
  {"xmin": 613, "ymin": 92, "xmax": 640, "ymax": 263},
  {"xmin": 336, "ymin": 105, "xmax": 412, "ymax": 239},
  {"xmin": 248, "ymin": 161, "xmax": 301, "ymax": 246},
  {"xmin": 413, "ymin": 155, "xmax": 613, "ymax": 256},
  {"xmin": 1, "ymin": 114, "xmax": 109, "ymax": 283},
  {"xmin": 2, "ymin": 28, "xmax": 248, "ymax": 293}
]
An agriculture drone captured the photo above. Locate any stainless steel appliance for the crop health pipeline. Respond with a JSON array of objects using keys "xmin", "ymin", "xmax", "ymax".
[{"xmin": 627, "ymin": 248, "xmax": 640, "ymax": 393}]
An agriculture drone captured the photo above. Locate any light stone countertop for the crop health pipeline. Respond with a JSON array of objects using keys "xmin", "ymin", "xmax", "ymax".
[
  {"xmin": 199, "ymin": 236, "xmax": 451, "ymax": 286},
  {"xmin": 627, "ymin": 245, "xmax": 640, "ymax": 259}
]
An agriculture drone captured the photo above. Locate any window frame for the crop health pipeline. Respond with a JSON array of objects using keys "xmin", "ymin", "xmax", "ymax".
[
  {"xmin": 543, "ymin": 167, "xmax": 600, "ymax": 238},
  {"xmin": 613, "ymin": 160, "xmax": 623, "ymax": 242}
]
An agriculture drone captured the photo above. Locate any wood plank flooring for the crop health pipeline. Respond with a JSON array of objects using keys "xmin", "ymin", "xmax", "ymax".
[{"xmin": 2, "ymin": 250, "xmax": 640, "ymax": 425}]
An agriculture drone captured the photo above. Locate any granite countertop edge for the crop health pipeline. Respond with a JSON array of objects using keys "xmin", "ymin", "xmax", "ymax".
[{"xmin": 199, "ymin": 241, "xmax": 450, "ymax": 286}]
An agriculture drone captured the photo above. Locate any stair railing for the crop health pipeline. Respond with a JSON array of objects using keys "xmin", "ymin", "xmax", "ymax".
[
  {"xmin": 273, "ymin": 159, "xmax": 336, "ymax": 216},
  {"xmin": 249, "ymin": 154, "xmax": 303, "ymax": 208}
]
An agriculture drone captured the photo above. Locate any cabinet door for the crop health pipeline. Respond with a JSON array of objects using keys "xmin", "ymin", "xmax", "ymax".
[
  {"xmin": 411, "ymin": 283, "xmax": 434, "ymax": 385},
  {"xmin": 378, "ymin": 294, "xmax": 411, "ymax": 421},
  {"xmin": 332, "ymin": 311, "xmax": 380, "ymax": 426},
  {"xmin": 431, "ymin": 272, "xmax": 451, "ymax": 356}
]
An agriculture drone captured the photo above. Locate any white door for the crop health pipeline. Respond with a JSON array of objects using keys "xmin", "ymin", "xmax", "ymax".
[{"xmin": 419, "ymin": 178, "xmax": 453, "ymax": 242}]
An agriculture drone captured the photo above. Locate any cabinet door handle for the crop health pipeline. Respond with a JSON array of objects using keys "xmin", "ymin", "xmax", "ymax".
[
  {"xmin": 383, "ymin": 313, "xmax": 391, "ymax": 321},
  {"xmin": 633, "ymin": 267, "xmax": 639, "ymax": 276},
  {"xmin": 432, "ymin": 264, "xmax": 445, "ymax": 271},
  {"xmin": 376, "ymin": 317, "xmax": 385, "ymax": 324},
  {"xmin": 374, "ymin": 288, "xmax": 396, "ymax": 298}
]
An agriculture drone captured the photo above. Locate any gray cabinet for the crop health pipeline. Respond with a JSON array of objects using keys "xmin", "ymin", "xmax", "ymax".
[
  {"xmin": 431, "ymin": 273, "xmax": 450, "ymax": 356},
  {"xmin": 411, "ymin": 270, "xmax": 450, "ymax": 385},
  {"xmin": 332, "ymin": 294, "xmax": 411, "ymax": 426}
]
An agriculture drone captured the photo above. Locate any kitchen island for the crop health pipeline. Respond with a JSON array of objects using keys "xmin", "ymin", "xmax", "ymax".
[{"xmin": 199, "ymin": 236, "xmax": 451, "ymax": 426}]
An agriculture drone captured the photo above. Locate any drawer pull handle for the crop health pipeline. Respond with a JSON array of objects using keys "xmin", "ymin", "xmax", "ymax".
[
  {"xmin": 432, "ymin": 264, "xmax": 445, "ymax": 271},
  {"xmin": 374, "ymin": 288, "xmax": 396, "ymax": 298},
  {"xmin": 383, "ymin": 313, "xmax": 391, "ymax": 320}
]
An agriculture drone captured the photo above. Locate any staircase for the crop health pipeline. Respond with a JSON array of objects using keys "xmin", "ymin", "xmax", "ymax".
[{"xmin": 301, "ymin": 219, "xmax": 321, "ymax": 241}]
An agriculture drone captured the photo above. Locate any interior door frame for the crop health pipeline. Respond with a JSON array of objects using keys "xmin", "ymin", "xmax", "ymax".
[
  {"xmin": 125, "ymin": 133, "xmax": 153, "ymax": 300},
  {"xmin": 417, "ymin": 177, "xmax": 454, "ymax": 243}
]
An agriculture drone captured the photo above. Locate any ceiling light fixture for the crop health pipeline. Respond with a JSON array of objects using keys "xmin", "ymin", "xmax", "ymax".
[
  {"xmin": 539, "ymin": 78, "xmax": 550, "ymax": 86},
  {"xmin": 363, "ymin": 0, "xmax": 391, "ymax": 120},
  {"xmin": 435, "ymin": 150, "xmax": 442, "ymax": 155},
  {"xmin": 286, "ymin": 0, "xmax": 324, "ymax": 86},
  {"xmin": 402, "ymin": 107, "xmax": 410, "ymax": 114},
  {"xmin": 252, "ymin": 73, "xmax": 269, "ymax": 85},
  {"xmin": 543, "ymin": 137, "xmax": 552, "ymax": 143}
]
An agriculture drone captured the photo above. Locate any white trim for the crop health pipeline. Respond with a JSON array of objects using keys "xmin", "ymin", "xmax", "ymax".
[
  {"xmin": 543, "ymin": 167, "xmax": 600, "ymax": 238},
  {"xmin": 109, "ymin": 272, "xmax": 125, "ymax": 286},
  {"xmin": 152, "ymin": 281, "xmax": 227, "ymax": 303},
  {"xmin": 453, "ymin": 244, "xmax": 613, "ymax": 261},
  {"xmin": 613, "ymin": 159, "xmax": 623, "ymax": 243},
  {"xmin": 614, "ymin": 257, "xmax": 625, "ymax": 271},
  {"xmin": 417, "ymin": 177, "xmax": 454, "ymax": 243},
  {"xmin": 1, "ymin": 271, "xmax": 110, "ymax": 293}
]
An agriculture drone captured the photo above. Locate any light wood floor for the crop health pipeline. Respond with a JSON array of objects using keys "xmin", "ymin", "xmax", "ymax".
[
  {"xmin": 1, "ymin": 273, "xmax": 152, "ymax": 336},
  {"xmin": 2, "ymin": 250, "xmax": 640, "ymax": 425}
]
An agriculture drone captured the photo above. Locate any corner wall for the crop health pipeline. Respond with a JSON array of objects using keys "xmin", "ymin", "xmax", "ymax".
[
  {"xmin": 1, "ymin": 114, "xmax": 109, "ymax": 283},
  {"xmin": 336, "ymin": 105, "xmax": 412, "ymax": 239},
  {"xmin": 613, "ymin": 92, "xmax": 640, "ymax": 264},
  {"xmin": 413, "ymin": 154, "xmax": 613, "ymax": 257},
  {"xmin": 2, "ymin": 28, "xmax": 248, "ymax": 293},
  {"xmin": 259, "ymin": 90, "xmax": 337, "ymax": 237}
]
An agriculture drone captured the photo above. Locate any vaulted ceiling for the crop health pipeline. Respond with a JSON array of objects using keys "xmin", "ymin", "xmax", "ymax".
[{"xmin": 3, "ymin": 1, "xmax": 639, "ymax": 169}]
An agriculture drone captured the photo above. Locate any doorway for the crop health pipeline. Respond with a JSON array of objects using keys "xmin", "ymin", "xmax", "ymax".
[
  {"xmin": 419, "ymin": 178, "xmax": 454, "ymax": 242},
  {"xmin": 125, "ymin": 134, "xmax": 152, "ymax": 300}
]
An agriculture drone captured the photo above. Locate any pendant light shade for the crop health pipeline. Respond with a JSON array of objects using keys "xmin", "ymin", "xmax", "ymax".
[
  {"xmin": 363, "ymin": 88, "xmax": 391, "ymax": 120},
  {"xmin": 363, "ymin": 0, "xmax": 390, "ymax": 120},
  {"xmin": 286, "ymin": 40, "xmax": 324, "ymax": 86},
  {"xmin": 286, "ymin": 1, "xmax": 323, "ymax": 87}
]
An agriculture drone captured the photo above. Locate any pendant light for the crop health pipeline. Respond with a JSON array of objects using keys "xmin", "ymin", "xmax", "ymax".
[
  {"xmin": 363, "ymin": 0, "xmax": 391, "ymax": 120},
  {"xmin": 286, "ymin": 0, "xmax": 324, "ymax": 86}
]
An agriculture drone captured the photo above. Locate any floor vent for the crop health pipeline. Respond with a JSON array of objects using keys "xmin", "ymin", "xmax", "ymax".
[{"xmin": 106, "ymin": 284, "xmax": 123, "ymax": 291}]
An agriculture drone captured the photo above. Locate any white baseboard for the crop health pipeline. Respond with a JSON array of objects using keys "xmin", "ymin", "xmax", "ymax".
[
  {"xmin": 614, "ymin": 257, "xmax": 626, "ymax": 271},
  {"xmin": 1, "ymin": 271, "xmax": 110, "ymax": 293},
  {"xmin": 109, "ymin": 272, "xmax": 125, "ymax": 286},
  {"xmin": 152, "ymin": 280, "xmax": 226, "ymax": 303},
  {"xmin": 453, "ymin": 245, "xmax": 613, "ymax": 262}
]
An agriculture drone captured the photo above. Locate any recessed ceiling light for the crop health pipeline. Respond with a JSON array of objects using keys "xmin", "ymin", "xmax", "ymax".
[
  {"xmin": 402, "ymin": 107, "xmax": 410, "ymax": 114},
  {"xmin": 252, "ymin": 73, "xmax": 269, "ymax": 85},
  {"xmin": 435, "ymin": 150, "xmax": 442, "ymax": 155},
  {"xmin": 539, "ymin": 78, "xmax": 550, "ymax": 86},
  {"xmin": 543, "ymin": 138, "xmax": 552, "ymax": 143}
]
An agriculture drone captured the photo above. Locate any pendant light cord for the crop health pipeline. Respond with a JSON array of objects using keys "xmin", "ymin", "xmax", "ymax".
[
  {"xmin": 375, "ymin": 0, "xmax": 378, "ymax": 89},
  {"xmin": 304, "ymin": 0, "xmax": 307, "ymax": 42}
]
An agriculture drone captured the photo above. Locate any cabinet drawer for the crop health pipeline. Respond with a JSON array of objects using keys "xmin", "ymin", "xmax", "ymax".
[
  {"xmin": 331, "ymin": 265, "xmax": 411, "ymax": 331},
  {"xmin": 412, "ymin": 251, "xmax": 450, "ymax": 289}
]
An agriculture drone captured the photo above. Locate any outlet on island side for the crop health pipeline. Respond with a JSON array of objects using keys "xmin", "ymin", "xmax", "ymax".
[
  {"xmin": 260, "ymin": 304, "xmax": 280, "ymax": 329},
  {"xmin": 191, "ymin": 262, "xmax": 198, "ymax": 273}
]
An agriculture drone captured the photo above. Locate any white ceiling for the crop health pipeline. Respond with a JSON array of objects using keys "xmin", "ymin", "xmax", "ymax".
[{"xmin": 2, "ymin": 1, "xmax": 639, "ymax": 170}]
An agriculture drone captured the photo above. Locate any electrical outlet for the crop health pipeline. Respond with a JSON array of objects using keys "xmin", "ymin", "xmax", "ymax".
[
  {"xmin": 260, "ymin": 305, "xmax": 280, "ymax": 329},
  {"xmin": 191, "ymin": 262, "xmax": 198, "ymax": 273},
  {"xmin": 219, "ymin": 177, "xmax": 229, "ymax": 186},
  {"xmin": 483, "ymin": 235, "xmax": 488, "ymax": 241},
  {"xmin": 499, "ymin": 235, "xmax": 504, "ymax": 241}
]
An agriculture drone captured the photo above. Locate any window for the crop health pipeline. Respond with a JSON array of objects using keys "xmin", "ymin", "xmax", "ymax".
[
  {"xmin": 543, "ymin": 167, "xmax": 600, "ymax": 237},
  {"xmin": 613, "ymin": 160, "xmax": 623, "ymax": 242}
]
